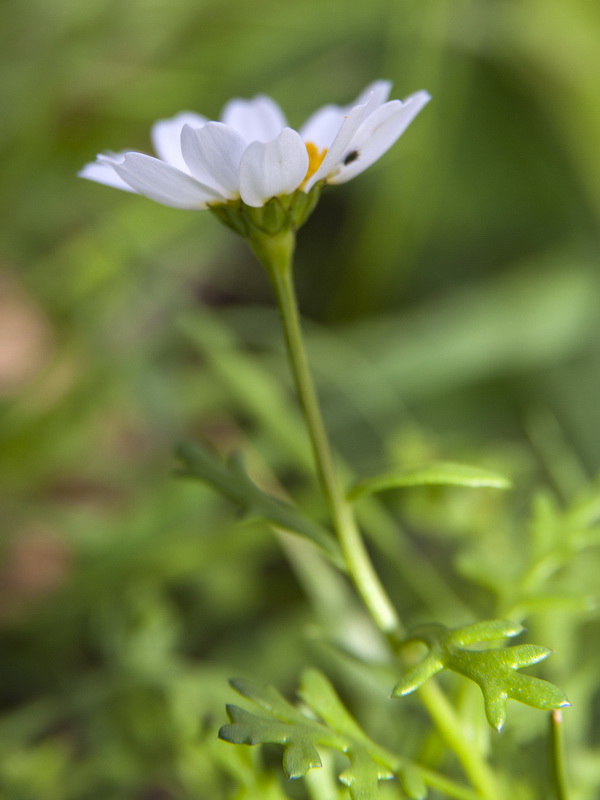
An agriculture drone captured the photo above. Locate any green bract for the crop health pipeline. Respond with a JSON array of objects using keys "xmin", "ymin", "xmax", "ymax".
[{"xmin": 209, "ymin": 184, "xmax": 323, "ymax": 238}]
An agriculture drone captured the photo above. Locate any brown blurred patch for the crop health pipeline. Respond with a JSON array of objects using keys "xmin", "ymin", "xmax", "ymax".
[
  {"xmin": 0, "ymin": 527, "xmax": 72, "ymax": 620},
  {"xmin": 0, "ymin": 272, "xmax": 54, "ymax": 396},
  {"xmin": 47, "ymin": 475, "xmax": 127, "ymax": 511}
]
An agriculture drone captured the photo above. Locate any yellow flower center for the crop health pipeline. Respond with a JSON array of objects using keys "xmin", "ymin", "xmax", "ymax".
[{"xmin": 302, "ymin": 142, "xmax": 328, "ymax": 186}]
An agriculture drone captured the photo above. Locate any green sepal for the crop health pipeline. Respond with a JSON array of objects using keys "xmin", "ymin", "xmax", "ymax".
[
  {"xmin": 208, "ymin": 184, "xmax": 322, "ymax": 242},
  {"xmin": 244, "ymin": 197, "xmax": 288, "ymax": 236},
  {"xmin": 392, "ymin": 621, "xmax": 570, "ymax": 731},
  {"xmin": 209, "ymin": 201, "xmax": 250, "ymax": 237},
  {"xmin": 175, "ymin": 441, "xmax": 343, "ymax": 567},
  {"xmin": 348, "ymin": 461, "xmax": 511, "ymax": 501},
  {"xmin": 289, "ymin": 182, "xmax": 323, "ymax": 228},
  {"xmin": 219, "ymin": 670, "xmax": 417, "ymax": 799}
]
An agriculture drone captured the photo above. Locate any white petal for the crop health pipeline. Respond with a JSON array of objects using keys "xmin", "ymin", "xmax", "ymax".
[
  {"xmin": 151, "ymin": 112, "xmax": 208, "ymax": 170},
  {"xmin": 79, "ymin": 159, "xmax": 138, "ymax": 192},
  {"xmin": 238, "ymin": 128, "xmax": 308, "ymax": 207},
  {"xmin": 303, "ymin": 92, "xmax": 383, "ymax": 190},
  {"xmin": 181, "ymin": 122, "xmax": 246, "ymax": 197},
  {"xmin": 300, "ymin": 106, "xmax": 347, "ymax": 149},
  {"xmin": 103, "ymin": 152, "xmax": 224, "ymax": 209},
  {"xmin": 352, "ymin": 79, "xmax": 392, "ymax": 108},
  {"xmin": 221, "ymin": 95, "xmax": 287, "ymax": 143},
  {"xmin": 329, "ymin": 91, "xmax": 431, "ymax": 184},
  {"xmin": 300, "ymin": 80, "xmax": 391, "ymax": 149}
]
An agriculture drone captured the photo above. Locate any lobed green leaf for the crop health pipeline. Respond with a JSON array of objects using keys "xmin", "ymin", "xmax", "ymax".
[
  {"xmin": 339, "ymin": 749, "xmax": 393, "ymax": 800},
  {"xmin": 176, "ymin": 442, "xmax": 342, "ymax": 566},
  {"xmin": 298, "ymin": 668, "xmax": 367, "ymax": 741},
  {"xmin": 230, "ymin": 678, "xmax": 310, "ymax": 725},
  {"xmin": 392, "ymin": 621, "xmax": 569, "ymax": 731},
  {"xmin": 447, "ymin": 619, "xmax": 524, "ymax": 647},
  {"xmin": 220, "ymin": 671, "xmax": 419, "ymax": 799},
  {"xmin": 220, "ymin": 705, "xmax": 324, "ymax": 778}
]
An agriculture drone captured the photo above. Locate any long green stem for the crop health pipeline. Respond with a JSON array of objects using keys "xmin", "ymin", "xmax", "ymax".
[
  {"xmin": 254, "ymin": 230, "xmax": 400, "ymax": 636},
  {"xmin": 251, "ymin": 228, "xmax": 500, "ymax": 799}
]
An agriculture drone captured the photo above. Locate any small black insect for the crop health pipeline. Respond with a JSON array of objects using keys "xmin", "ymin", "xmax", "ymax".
[{"xmin": 343, "ymin": 150, "xmax": 360, "ymax": 165}]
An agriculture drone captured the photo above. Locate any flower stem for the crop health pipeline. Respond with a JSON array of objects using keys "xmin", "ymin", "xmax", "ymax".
[
  {"xmin": 253, "ymin": 230, "xmax": 400, "ymax": 637},
  {"xmin": 251, "ymin": 228, "xmax": 500, "ymax": 800}
]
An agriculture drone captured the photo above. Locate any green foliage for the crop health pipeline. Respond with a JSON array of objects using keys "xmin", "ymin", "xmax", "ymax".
[
  {"xmin": 220, "ymin": 670, "xmax": 425, "ymax": 800},
  {"xmin": 348, "ymin": 462, "xmax": 511, "ymax": 501},
  {"xmin": 2, "ymin": 0, "xmax": 600, "ymax": 798},
  {"xmin": 457, "ymin": 477, "xmax": 600, "ymax": 621},
  {"xmin": 393, "ymin": 621, "xmax": 570, "ymax": 731},
  {"xmin": 176, "ymin": 441, "xmax": 342, "ymax": 565}
]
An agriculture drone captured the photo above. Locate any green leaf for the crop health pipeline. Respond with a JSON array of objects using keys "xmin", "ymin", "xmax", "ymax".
[
  {"xmin": 219, "ymin": 670, "xmax": 412, "ymax": 799},
  {"xmin": 299, "ymin": 671, "xmax": 426, "ymax": 799},
  {"xmin": 447, "ymin": 619, "xmax": 524, "ymax": 646},
  {"xmin": 348, "ymin": 462, "xmax": 511, "ymax": 501},
  {"xmin": 175, "ymin": 442, "xmax": 342, "ymax": 567},
  {"xmin": 392, "ymin": 621, "xmax": 570, "ymax": 731},
  {"xmin": 298, "ymin": 668, "xmax": 367, "ymax": 741},
  {"xmin": 220, "ymin": 705, "xmax": 324, "ymax": 779},
  {"xmin": 339, "ymin": 749, "xmax": 391, "ymax": 800}
]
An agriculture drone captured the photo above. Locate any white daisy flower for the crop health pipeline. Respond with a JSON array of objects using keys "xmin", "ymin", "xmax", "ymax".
[{"xmin": 80, "ymin": 81, "xmax": 430, "ymax": 216}]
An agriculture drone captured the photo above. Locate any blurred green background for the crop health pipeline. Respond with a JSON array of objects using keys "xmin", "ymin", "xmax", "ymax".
[{"xmin": 1, "ymin": 0, "xmax": 600, "ymax": 797}]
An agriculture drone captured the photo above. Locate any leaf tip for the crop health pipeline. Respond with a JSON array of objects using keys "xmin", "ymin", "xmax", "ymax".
[
  {"xmin": 282, "ymin": 741, "xmax": 322, "ymax": 780},
  {"xmin": 496, "ymin": 619, "xmax": 526, "ymax": 640},
  {"xmin": 229, "ymin": 677, "xmax": 254, "ymax": 697},
  {"xmin": 484, "ymin": 695, "xmax": 507, "ymax": 732},
  {"xmin": 391, "ymin": 681, "xmax": 414, "ymax": 698},
  {"xmin": 218, "ymin": 718, "xmax": 240, "ymax": 743},
  {"xmin": 217, "ymin": 724, "xmax": 231, "ymax": 741}
]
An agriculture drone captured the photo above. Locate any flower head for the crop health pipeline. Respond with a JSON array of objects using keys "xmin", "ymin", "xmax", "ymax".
[{"xmin": 80, "ymin": 81, "xmax": 430, "ymax": 231}]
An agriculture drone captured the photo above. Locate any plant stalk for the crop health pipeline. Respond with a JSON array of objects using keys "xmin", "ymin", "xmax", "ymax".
[
  {"xmin": 254, "ymin": 230, "xmax": 400, "ymax": 637},
  {"xmin": 418, "ymin": 681, "xmax": 501, "ymax": 800},
  {"xmin": 251, "ymin": 228, "xmax": 501, "ymax": 800}
]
